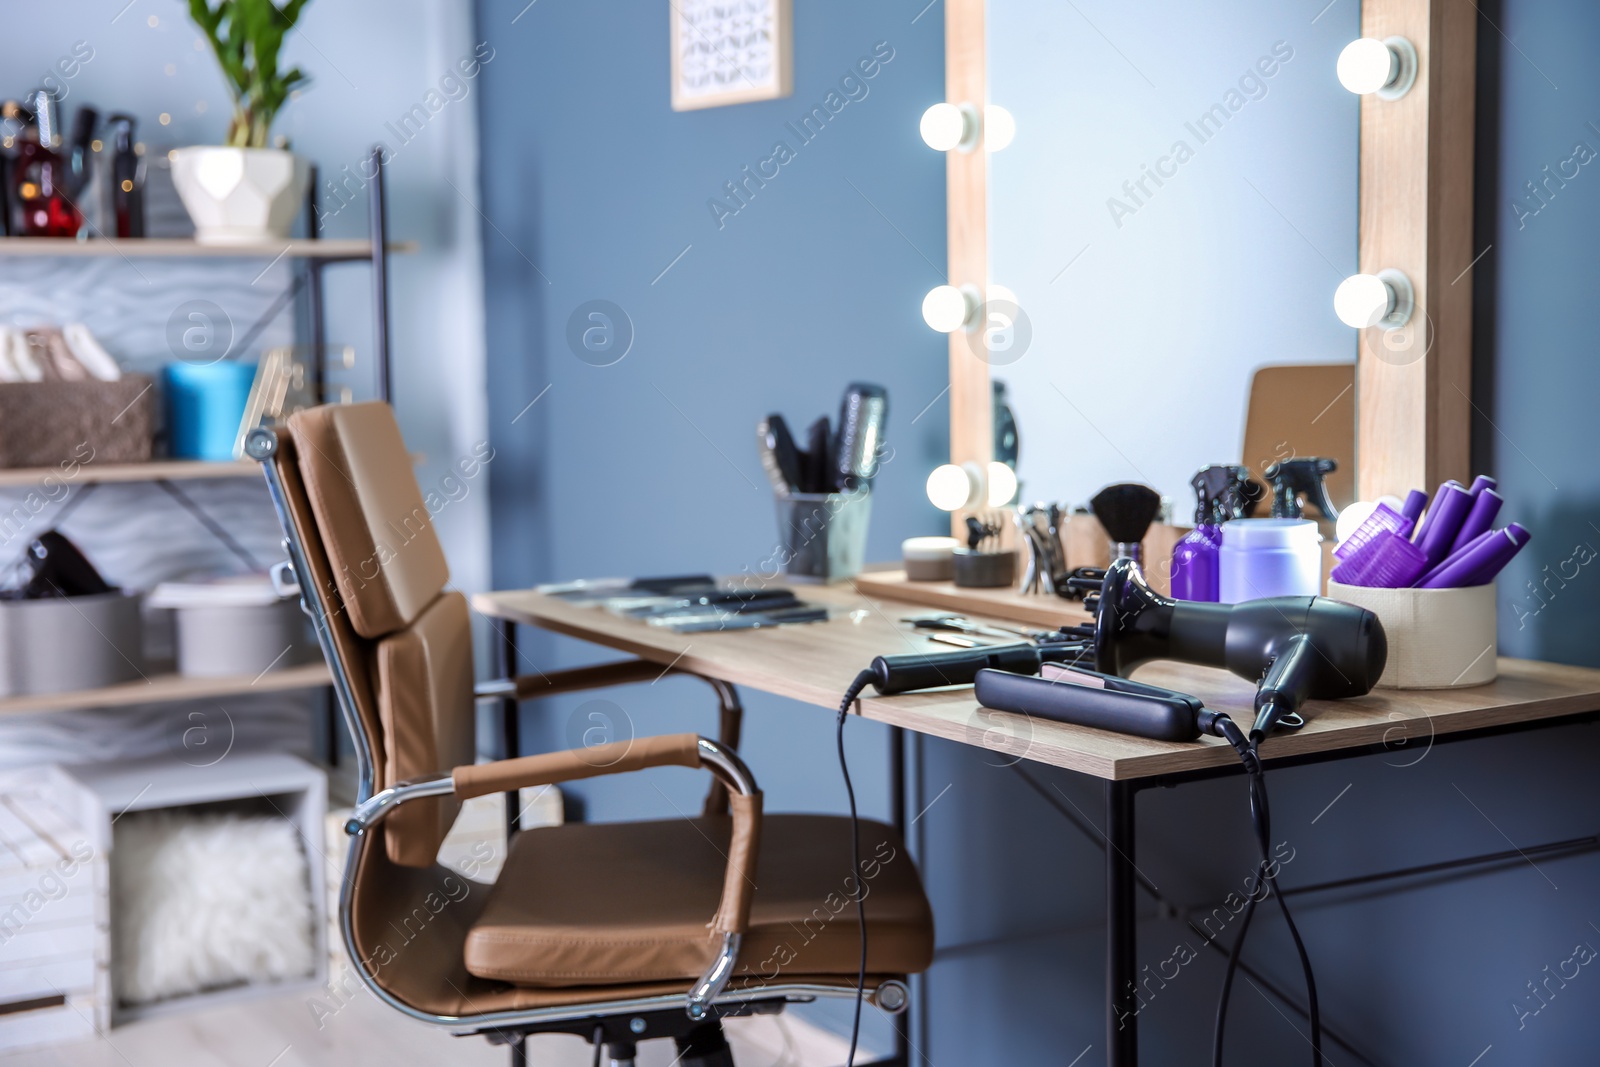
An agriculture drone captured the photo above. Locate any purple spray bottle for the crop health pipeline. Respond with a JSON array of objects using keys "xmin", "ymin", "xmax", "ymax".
[{"xmin": 1171, "ymin": 465, "xmax": 1252, "ymax": 601}]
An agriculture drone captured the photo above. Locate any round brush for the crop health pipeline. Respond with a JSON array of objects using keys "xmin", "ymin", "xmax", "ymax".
[{"xmin": 1089, "ymin": 482, "xmax": 1163, "ymax": 565}]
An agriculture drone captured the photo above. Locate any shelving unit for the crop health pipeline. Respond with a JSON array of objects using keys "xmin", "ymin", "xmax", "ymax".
[
  {"xmin": 0, "ymin": 146, "xmax": 405, "ymax": 403},
  {"xmin": 0, "ymin": 148, "xmax": 404, "ymax": 737},
  {"xmin": 0, "ymin": 663, "xmax": 330, "ymax": 717},
  {"xmin": 0, "ymin": 238, "xmax": 415, "ymax": 261},
  {"xmin": 0, "ymin": 460, "xmax": 258, "ymax": 488}
]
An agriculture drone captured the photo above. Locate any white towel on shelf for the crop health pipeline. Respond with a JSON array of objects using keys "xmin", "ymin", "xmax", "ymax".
[
  {"xmin": 0, "ymin": 327, "xmax": 36, "ymax": 382},
  {"xmin": 62, "ymin": 322, "xmax": 122, "ymax": 381},
  {"xmin": 0, "ymin": 327, "xmax": 21, "ymax": 382}
]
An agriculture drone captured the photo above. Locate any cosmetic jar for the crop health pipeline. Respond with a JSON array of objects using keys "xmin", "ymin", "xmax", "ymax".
[
  {"xmin": 952, "ymin": 548, "xmax": 1016, "ymax": 588},
  {"xmin": 1218, "ymin": 518, "xmax": 1322, "ymax": 602},
  {"xmin": 902, "ymin": 536, "xmax": 959, "ymax": 581}
]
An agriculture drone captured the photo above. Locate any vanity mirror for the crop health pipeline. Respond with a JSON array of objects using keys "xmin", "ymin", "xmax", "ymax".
[
  {"xmin": 933, "ymin": 0, "xmax": 1477, "ymax": 531},
  {"xmin": 987, "ymin": 2, "xmax": 1357, "ymax": 510}
]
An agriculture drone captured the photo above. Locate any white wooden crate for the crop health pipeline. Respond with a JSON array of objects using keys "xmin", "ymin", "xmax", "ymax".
[
  {"xmin": 58, "ymin": 752, "xmax": 327, "ymax": 1026},
  {"xmin": 0, "ymin": 766, "xmax": 108, "ymax": 1052}
]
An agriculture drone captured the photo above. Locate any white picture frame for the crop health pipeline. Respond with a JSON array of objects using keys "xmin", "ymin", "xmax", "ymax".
[{"xmin": 670, "ymin": 0, "xmax": 793, "ymax": 112}]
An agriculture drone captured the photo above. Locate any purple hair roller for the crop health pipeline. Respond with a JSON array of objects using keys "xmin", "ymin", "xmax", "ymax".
[
  {"xmin": 1331, "ymin": 529, "xmax": 1428, "ymax": 588},
  {"xmin": 1415, "ymin": 529, "xmax": 1494, "ymax": 587},
  {"xmin": 1414, "ymin": 483, "xmax": 1473, "ymax": 568},
  {"xmin": 1418, "ymin": 524, "xmax": 1530, "ymax": 589},
  {"xmin": 1467, "ymin": 475, "xmax": 1497, "ymax": 498},
  {"xmin": 1448, "ymin": 488, "xmax": 1503, "ymax": 555},
  {"xmin": 1400, "ymin": 489, "xmax": 1428, "ymax": 527},
  {"xmin": 1464, "ymin": 523, "xmax": 1530, "ymax": 585},
  {"xmin": 1334, "ymin": 503, "xmax": 1413, "ymax": 560}
]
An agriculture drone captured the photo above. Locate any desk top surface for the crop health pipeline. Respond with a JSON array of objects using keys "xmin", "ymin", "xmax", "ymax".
[{"xmin": 473, "ymin": 581, "xmax": 1600, "ymax": 781}]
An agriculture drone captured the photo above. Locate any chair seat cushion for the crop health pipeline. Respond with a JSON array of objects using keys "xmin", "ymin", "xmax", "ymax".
[{"xmin": 464, "ymin": 813, "xmax": 933, "ymax": 988}]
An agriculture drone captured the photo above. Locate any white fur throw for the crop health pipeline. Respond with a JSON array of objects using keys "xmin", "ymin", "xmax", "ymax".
[{"xmin": 114, "ymin": 810, "xmax": 315, "ymax": 1005}]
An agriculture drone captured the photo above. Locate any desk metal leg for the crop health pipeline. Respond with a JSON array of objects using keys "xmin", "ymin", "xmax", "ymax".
[
  {"xmin": 1105, "ymin": 779, "xmax": 1137, "ymax": 1067},
  {"xmin": 500, "ymin": 623, "xmax": 522, "ymax": 835},
  {"xmin": 888, "ymin": 725, "xmax": 910, "ymax": 1065}
]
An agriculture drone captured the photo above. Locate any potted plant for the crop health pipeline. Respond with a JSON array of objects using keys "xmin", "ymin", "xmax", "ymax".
[{"xmin": 170, "ymin": 0, "xmax": 312, "ymax": 243}]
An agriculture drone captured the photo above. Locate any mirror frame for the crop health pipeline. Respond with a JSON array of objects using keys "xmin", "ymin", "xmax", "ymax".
[{"xmin": 941, "ymin": 0, "xmax": 1477, "ymax": 527}]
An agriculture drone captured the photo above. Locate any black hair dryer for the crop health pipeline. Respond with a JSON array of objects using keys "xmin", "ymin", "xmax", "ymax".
[{"xmin": 1065, "ymin": 558, "xmax": 1387, "ymax": 739}]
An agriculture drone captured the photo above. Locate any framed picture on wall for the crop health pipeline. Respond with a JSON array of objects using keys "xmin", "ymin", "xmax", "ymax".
[{"xmin": 670, "ymin": 0, "xmax": 792, "ymax": 111}]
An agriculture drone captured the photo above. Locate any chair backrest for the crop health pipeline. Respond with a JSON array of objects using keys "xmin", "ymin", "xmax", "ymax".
[
  {"xmin": 1241, "ymin": 363, "xmax": 1356, "ymax": 511},
  {"xmin": 275, "ymin": 402, "xmax": 477, "ymax": 867}
]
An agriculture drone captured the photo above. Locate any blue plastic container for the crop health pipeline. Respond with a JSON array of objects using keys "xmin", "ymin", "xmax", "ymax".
[{"xmin": 165, "ymin": 361, "xmax": 257, "ymax": 461}]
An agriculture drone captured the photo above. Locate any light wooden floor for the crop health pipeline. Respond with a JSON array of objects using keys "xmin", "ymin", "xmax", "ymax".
[{"xmin": 10, "ymin": 983, "xmax": 854, "ymax": 1067}]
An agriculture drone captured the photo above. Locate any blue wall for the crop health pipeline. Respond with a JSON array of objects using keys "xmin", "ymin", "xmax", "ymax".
[
  {"xmin": 472, "ymin": 0, "xmax": 948, "ymax": 1048},
  {"xmin": 472, "ymin": 0, "xmax": 948, "ymax": 789},
  {"xmin": 1478, "ymin": 0, "xmax": 1600, "ymax": 671},
  {"xmin": 475, "ymin": 1, "xmax": 1600, "ymax": 1063}
]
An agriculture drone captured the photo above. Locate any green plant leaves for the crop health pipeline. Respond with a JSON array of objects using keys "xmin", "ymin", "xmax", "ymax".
[{"xmin": 186, "ymin": 0, "xmax": 313, "ymax": 148}]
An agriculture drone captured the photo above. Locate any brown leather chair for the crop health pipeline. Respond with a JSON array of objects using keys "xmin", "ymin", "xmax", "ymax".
[{"xmin": 246, "ymin": 402, "xmax": 933, "ymax": 1066}]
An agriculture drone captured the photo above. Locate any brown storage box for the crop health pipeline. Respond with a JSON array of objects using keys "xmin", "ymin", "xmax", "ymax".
[{"xmin": 0, "ymin": 376, "xmax": 154, "ymax": 468}]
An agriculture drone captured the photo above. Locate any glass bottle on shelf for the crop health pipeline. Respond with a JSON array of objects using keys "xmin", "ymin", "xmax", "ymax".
[{"xmin": 9, "ymin": 90, "xmax": 82, "ymax": 238}]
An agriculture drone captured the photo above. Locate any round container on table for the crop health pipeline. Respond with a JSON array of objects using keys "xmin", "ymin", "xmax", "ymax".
[
  {"xmin": 902, "ymin": 536, "xmax": 959, "ymax": 581},
  {"xmin": 1217, "ymin": 518, "xmax": 1322, "ymax": 602},
  {"xmin": 1326, "ymin": 580, "xmax": 1497, "ymax": 688}
]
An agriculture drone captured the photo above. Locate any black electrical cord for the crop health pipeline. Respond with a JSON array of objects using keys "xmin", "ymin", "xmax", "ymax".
[
  {"xmin": 1212, "ymin": 714, "xmax": 1323, "ymax": 1067},
  {"xmin": 836, "ymin": 669, "xmax": 875, "ymax": 1067}
]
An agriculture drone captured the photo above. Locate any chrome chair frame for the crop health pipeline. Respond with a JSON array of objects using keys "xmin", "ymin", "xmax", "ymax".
[{"xmin": 246, "ymin": 428, "xmax": 908, "ymax": 1042}]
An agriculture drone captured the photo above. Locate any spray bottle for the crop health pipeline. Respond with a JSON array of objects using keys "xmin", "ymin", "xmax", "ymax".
[{"xmin": 1171, "ymin": 465, "xmax": 1252, "ymax": 601}]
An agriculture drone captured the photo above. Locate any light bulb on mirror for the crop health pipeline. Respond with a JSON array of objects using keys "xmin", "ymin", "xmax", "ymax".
[
  {"xmin": 1337, "ymin": 36, "xmax": 1417, "ymax": 99},
  {"xmin": 1335, "ymin": 495, "xmax": 1406, "ymax": 546},
  {"xmin": 927, "ymin": 462, "xmax": 983, "ymax": 512},
  {"xmin": 919, "ymin": 102, "xmax": 978, "ymax": 152},
  {"xmin": 1334, "ymin": 269, "xmax": 1413, "ymax": 330},
  {"xmin": 983, "ymin": 105, "xmax": 1015, "ymax": 151},
  {"xmin": 921, "ymin": 284, "xmax": 980, "ymax": 333},
  {"xmin": 986, "ymin": 461, "xmax": 1018, "ymax": 507},
  {"xmin": 1334, "ymin": 500, "xmax": 1378, "ymax": 544}
]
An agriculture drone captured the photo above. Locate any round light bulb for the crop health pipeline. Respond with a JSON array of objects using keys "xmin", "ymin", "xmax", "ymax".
[
  {"xmin": 986, "ymin": 461, "xmax": 1018, "ymax": 507},
  {"xmin": 1337, "ymin": 36, "xmax": 1416, "ymax": 99},
  {"xmin": 1334, "ymin": 273, "xmax": 1393, "ymax": 328},
  {"xmin": 920, "ymin": 103, "xmax": 971, "ymax": 152},
  {"xmin": 1335, "ymin": 499, "xmax": 1378, "ymax": 545},
  {"xmin": 922, "ymin": 284, "xmax": 977, "ymax": 333},
  {"xmin": 1337, "ymin": 38, "xmax": 1397, "ymax": 94},
  {"xmin": 927, "ymin": 463, "xmax": 980, "ymax": 512},
  {"xmin": 1335, "ymin": 269, "xmax": 1413, "ymax": 330},
  {"xmin": 983, "ymin": 104, "xmax": 1016, "ymax": 151}
]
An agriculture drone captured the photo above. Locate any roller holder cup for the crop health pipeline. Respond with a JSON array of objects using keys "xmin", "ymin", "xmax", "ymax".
[{"xmin": 1326, "ymin": 580, "xmax": 1497, "ymax": 689}]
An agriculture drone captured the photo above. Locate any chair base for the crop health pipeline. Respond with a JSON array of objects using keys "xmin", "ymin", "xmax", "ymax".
[
  {"xmin": 483, "ymin": 998, "xmax": 910, "ymax": 1066},
  {"xmin": 482, "ymin": 997, "xmax": 785, "ymax": 1058}
]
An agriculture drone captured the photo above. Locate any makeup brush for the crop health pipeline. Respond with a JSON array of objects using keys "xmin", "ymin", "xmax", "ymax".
[{"xmin": 1089, "ymin": 483, "xmax": 1163, "ymax": 565}]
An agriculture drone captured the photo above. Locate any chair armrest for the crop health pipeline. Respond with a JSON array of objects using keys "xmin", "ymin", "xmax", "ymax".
[
  {"xmin": 450, "ymin": 733, "xmax": 762, "ymax": 942},
  {"xmin": 347, "ymin": 733, "xmax": 761, "ymax": 937},
  {"xmin": 345, "ymin": 732, "xmax": 762, "ymax": 1018},
  {"xmin": 453, "ymin": 732, "xmax": 702, "ymax": 796}
]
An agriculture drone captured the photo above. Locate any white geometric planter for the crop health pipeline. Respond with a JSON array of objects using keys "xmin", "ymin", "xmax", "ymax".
[{"xmin": 170, "ymin": 146, "xmax": 309, "ymax": 244}]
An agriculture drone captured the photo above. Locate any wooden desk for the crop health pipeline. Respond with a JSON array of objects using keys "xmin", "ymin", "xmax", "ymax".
[
  {"xmin": 473, "ymin": 578, "xmax": 1600, "ymax": 1067},
  {"xmin": 472, "ymin": 581, "xmax": 1600, "ymax": 782}
]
